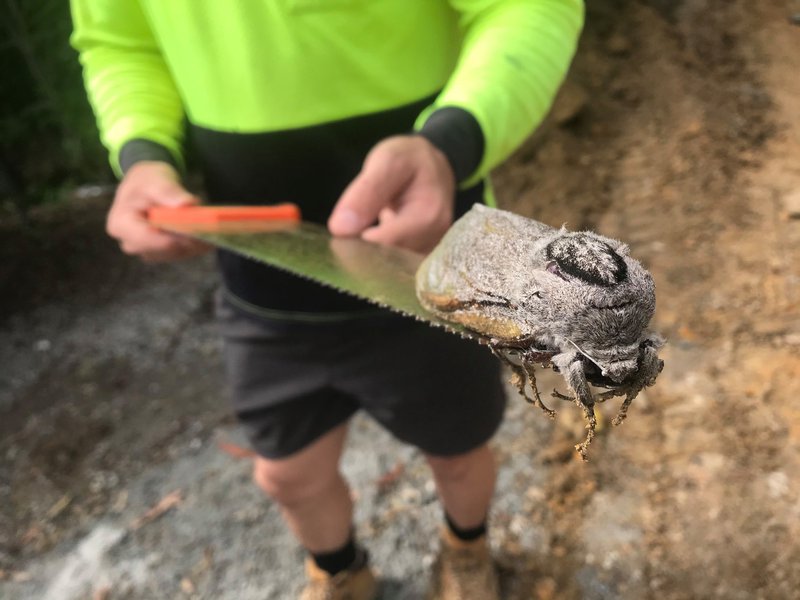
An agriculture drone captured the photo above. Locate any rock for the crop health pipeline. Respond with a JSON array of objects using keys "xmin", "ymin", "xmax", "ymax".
[
  {"xmin": 535, "ymin": 577, "xmax": 557, "ymax": 600},
  {"xmin": 766, "ymin": 471, "xmax": 789, "ymax": 498},
  {"xmin": 784, "ymin": 333, "xmax": 800, "ymax": 346},
  {"xmin": 789, "ymin": 0, "xmax": 800, "ymax": 25},
  {"xmin": 781, "ymin": 189, "xmax": 800, "ymax": 219},
  {"xmin": 752, "ymin": 317, "xmax": 789, "ymax": 337},
  {"xmin": 607, "ymin": 33, "xmax": 632, "ymax": 55},
  {"xmin": 552, "ymin": 80, "xmax": 589, "ymax": 125},
  {"xmin": 34, "ymin": 339, "xmax": 52, "ymax": 352},
  {"xmin": 682, "ymin": 119, "xmax": 704, "ymax": 137},
  {"xmin": 609, "ymin": 80, "xmax": 641, "ymax": 105}
]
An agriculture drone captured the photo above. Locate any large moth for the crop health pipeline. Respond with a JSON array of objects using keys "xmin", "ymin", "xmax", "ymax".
[{"xmin": 416, "ymin": 204, "xmax": 664, "ymax": 460}]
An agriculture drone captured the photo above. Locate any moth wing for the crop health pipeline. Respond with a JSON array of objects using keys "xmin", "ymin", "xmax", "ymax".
[
  {"xmin": 417, "ymin": 288, "xmax": 528, "ymax": 340},
  {"xmin": 416, "ymin": 204, "xmax": 556, "ymax": 340},
  {"xmin": 416, "ymin": 203, "xmax": 555, "ymax": 300}
]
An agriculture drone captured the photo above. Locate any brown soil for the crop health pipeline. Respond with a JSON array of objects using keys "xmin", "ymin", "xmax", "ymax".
[
  {"xmin": 493, "ymin": 0, "xmax": 800, "ymax": 597},
  {"xmin": 1, "ymin": 0, "xmax": 799, "ymax": 598}
]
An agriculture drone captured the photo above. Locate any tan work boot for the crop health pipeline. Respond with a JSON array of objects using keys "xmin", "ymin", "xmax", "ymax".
[
  {"xmin": 428, "ymin": 527, "xmax": 500, "ymax": 600},
  {"xmin": 299, "ymin": 556, "xmax": 378, "ymax": 600}
]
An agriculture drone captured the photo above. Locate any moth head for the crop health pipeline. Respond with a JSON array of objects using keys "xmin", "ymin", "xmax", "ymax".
[{"xmin": 535, "ymin": 232, "xmax": 657, "ymax": 383}]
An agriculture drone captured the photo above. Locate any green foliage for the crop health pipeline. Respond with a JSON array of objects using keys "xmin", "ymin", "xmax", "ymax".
[{"xmin": 0, "ymin": 0, "xmax": 110, "ymax": 215}]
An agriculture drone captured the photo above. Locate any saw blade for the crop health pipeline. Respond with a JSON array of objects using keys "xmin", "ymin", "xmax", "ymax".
[{"xmin": 156, "ymin": 217, "xmax": 482, "ymax": 341}]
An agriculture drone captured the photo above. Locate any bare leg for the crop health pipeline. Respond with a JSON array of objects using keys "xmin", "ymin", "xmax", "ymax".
[
  {"xmin": 253, "ymin": 423, "xmax": 352, "ymax": 553},
  {"xmin": 425, "ymin": 444, "xmax": 496, "ymax": 529}
]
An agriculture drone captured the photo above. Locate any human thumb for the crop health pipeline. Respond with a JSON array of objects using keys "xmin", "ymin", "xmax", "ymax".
[
  {"xmin": 329, "ymin": 147, "xmax": 411, "ymax": 236},
  {"xmin": 328, "ymin": 174, "xmax": 385, "ymax": 237},
  {"xmin": 328, "ymin": 205, "xmax": 368, "ymax": 236},
  {"xmin": 158, "ymin": 180, "xmax": 200, "ymax": 207}
]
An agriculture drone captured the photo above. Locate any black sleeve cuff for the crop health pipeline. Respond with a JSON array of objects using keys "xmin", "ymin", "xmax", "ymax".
[
  {"xmin": 119, "ymin": 139, "xmax": 179, "ymax": 175},
  {"xmin": 417, "ymin": 107, "xmax": 485, "ymax": 184}
]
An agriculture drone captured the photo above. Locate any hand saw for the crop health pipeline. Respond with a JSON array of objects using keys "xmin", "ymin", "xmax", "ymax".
[{"xmin": 148, "ymin": 203, "xmax": 479, "ymax": 340}]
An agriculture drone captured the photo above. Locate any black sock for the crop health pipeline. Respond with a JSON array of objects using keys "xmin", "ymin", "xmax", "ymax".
[
  {"xmin": 445, "ymin": 512, "xmax": 487, "ymax": 542},
  {"xmin": 310, "ymin": 536, "xmax": 362, "ymax": 576}
]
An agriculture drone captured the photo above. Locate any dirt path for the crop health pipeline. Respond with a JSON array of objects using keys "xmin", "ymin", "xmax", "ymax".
[
  {"xmin": 494, "ymin": 1, "xmax": 800, "ymax": 597},
  {"xmin": 2, "ymin": 1, "xmax": 799, "ymax": 598}
]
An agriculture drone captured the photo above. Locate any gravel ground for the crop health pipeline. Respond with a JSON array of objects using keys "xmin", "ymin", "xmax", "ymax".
[{"xmin": 0, "ymin": 251, "xmax": 594, "ymax": 599}]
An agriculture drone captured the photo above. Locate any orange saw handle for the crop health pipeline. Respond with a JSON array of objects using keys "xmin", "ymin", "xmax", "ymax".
[{"xmin": 148, "ymin": 203, "xmax": 301, "ymax": 226}]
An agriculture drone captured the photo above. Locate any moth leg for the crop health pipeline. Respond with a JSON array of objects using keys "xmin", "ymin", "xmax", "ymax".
[
  {"xmin": 490, "ymin": 346, "xmax": 530, "ymax": 403},
  {"xmin": 577, "ymin": 413, "xmax": 597, "ymax": 462},
  {"xmin": 489, "ymin": 346, "xmax": 556, "ymax": 420},
  {"xmin": 594, "ymin": 389, "xmax": 623, "ymax": 403},
  {"xmin": 612, "ymin": 391, "xmax": 636, "ymax": 426},
  {"xmin": 612, "ymin": 341, "xmax": 663, "ymax": 426},
  {"xmin": 490, "ymin": 345, "xmax": 522, "ymax": 385},
  {"xmin": 552, "ymin": 387, "xmax": 619, "ymax": 403},
  {"xmin": 560, "ymin": 358, "xmax": 598, "ymax": 462},
  {"xmin": 521, "ymin": 359, "xmax": 556, "ymax": 418},
  {"xmin": 551, "ymin": 389, "xmax": 574, "ymax": 402}
]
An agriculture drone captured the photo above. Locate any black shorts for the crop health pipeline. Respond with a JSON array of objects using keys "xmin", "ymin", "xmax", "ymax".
[{"xmin": 216, "ymin": 293, "xmax": 506, "ymax": 459}]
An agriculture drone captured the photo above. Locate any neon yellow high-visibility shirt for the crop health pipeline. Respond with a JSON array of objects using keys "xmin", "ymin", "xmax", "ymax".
[{"xmin": 71, "ymin": 0, "xmax": 583, "ymax": 183}]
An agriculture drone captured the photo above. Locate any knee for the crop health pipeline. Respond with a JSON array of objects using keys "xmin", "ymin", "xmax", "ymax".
[
  {"xmin": 253, "ymin": 457, "xmax": 337, "ymax": 508},
  {"xmin": 426, "ymin": 444, "xmax": 492, "ymax": 483}
]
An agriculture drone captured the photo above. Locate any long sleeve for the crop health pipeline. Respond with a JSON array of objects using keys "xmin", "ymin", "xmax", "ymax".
[
  {"xmin": 416, "ymin": 0, "xmax": 584, "ymax": 186},
  {"xmin": 70, "ymin": 0, "xmax": 185, "ymax": 176}
]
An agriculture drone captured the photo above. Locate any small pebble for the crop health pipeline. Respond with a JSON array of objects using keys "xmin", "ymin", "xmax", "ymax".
[
  {"xmin": 607, "ymin": 33, "xmax": 632, "ymax": 55},
  {"xmin": 767, "ymin": 471, "xmax": 789, "ymax": 498},
  {"xmin": 34, "ymin": 339, "xmax": 52, "ymax": 352},
  {"xmin": 781, "ymin": 189, "xmax": 800, "ymax": 219},
  {"xmin": 553, "ymin": 80, "xmax": 588, "ymax": 125}
]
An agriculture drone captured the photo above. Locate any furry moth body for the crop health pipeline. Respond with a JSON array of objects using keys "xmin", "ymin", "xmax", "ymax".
[{"xmin": 415, "ymin": 204, "xmax": 664, "ymax": 460}]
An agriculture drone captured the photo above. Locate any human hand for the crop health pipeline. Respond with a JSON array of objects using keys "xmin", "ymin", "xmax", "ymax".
[
  {"xmin": 107, "ymin": 161, "xmax": 211, "ymax": 262},
  {"xmin": 328, "ymin": 135, "xmax": 456, "ymax": 254}
]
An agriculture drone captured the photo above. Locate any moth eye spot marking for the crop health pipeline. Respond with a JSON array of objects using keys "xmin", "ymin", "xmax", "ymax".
[
  {"xmin": 546, "ymin": 260, "xmax": 568, "ymax": 281},
  {"xmin": 545, "ymin": 234, "xmax": 628, "ymax": 286}
]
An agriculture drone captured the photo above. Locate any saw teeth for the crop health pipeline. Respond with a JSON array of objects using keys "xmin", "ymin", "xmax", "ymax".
[{"xmin": 183, "ymin": 226, "xmax": 481, "ymax": 342}]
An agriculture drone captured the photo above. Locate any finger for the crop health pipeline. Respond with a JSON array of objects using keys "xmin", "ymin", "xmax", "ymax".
[
  {"xmin": 110, "ymin": 184, "xmax": 198, "ymax": 232},
  {"xmin": 118, "ymin": 224, "xmax": 188, "ymax": 256},
  {"xmin": 362, "ymin": 184, "xmax": 452, "ymax": 253},
  {"xmin": 140, "ymin": 239, "xmax": 210, "ymax": 263},
  {"xmin": 360, "ymin": 207, "xmax": 399, "ymax": 241},
  {"xmin": 146, "ymin": 179, "xmax": 199, "ymax": 208},
  {"xmin": 125, "ymin": 183, "xmax": 200, "ymax": 240},
  {"xmin": 377, "ymin": 206, "xmax": 397, "ymax": 223},
  {"xmin": 361, "ymin": 202, "xmax": 439, "ymax": 252},
  {"xmin": 139, "ymin": 162, "xmax": 196, "ymax": 205},
  {"xmin": 361, "ymin": 213, "xmax": 421, "ymax": 249},
  {"xmin": 328, "ymin": 149, "xmax": 413, "ymax": 236}
]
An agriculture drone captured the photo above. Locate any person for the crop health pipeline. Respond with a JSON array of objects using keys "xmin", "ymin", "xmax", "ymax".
[{"xmin": 70, "ymin": 2, "xmax": 583, "ymax": 598}]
